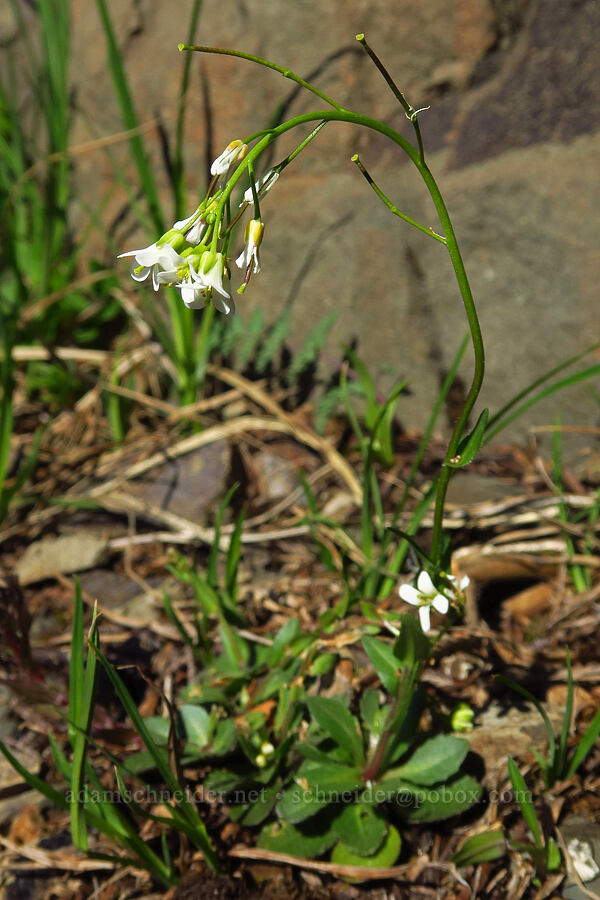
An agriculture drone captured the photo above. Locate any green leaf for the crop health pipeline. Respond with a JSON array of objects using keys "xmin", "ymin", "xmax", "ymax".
[
  {"xmin": 268, "ymin": 617, "xmax": 300, "ymax": 667},
  {"xmin": 331, "ymin": 824, "xmax": 401, "ymax": 875},
  {"xmin": 396, "ymin": 774, "xmax": 481, "ymax": 823},
  {"xmin": 276, "ymin": 765, "xmax": 362, "ymax": 824},
  {"xmin": 452, "ymin": 829, "xmax": 506, "ymax": 867},
  {"xmin": 394, "ymin": 735, "xmax": 469, "ymax": 787},
  {"xmin": 310, "ymin": 652, "xmax": 338, "ymax": 677},
  {"xmin": 331, "ymin": 803, "xmax": 387, "ymax": 857},
  {"xmin": 446, "ymin": 408, "xmax": 488, "ymax": 468},
  {"xmin": 179, "ymin": 705, "xmax": 212, "ymax": 748},
  {"xmin": 241, "ymin": 783, "xmax": 281, "ymax": 827},
  {"xmin": 307, "ymin": 697, "xmax": 364, "ymax": 765},
  {"xmin": 360, "ymin": 689, "xmax": 383, "ymax": 735},
  {"xmin": 258, "ymin": 818, "xmax": 338, "ymax": 859},
  {"xmin": 361, "ymin": 636, "xmax": 399, "ymax": 695}
]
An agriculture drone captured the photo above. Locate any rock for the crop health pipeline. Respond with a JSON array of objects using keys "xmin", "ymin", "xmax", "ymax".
[
  {"xmin": 561, "ymin": 815, "xmax": 600, "ymax": 900},
  {"xmin": 16, "ymin": 534, "xmax": 109, "ymax": 585},
  {"xmin": 125, "ymin": 441, "xmax": 230, "ymax": 523},
  {"xmin": 467, "ymin": 700, "xmax": 564, "ymax": 786}
]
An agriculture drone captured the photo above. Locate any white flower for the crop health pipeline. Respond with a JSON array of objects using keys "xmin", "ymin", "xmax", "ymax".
[
  {"xmin": 447, "ymin": 574, "xmax": 470, "ymax": 593},
  {"xmin": 235, "ymin": 219, "xmax": 264, "ymax": 279},
  {"xmin": 118, "ymin": 241, "xmax": 185, "ymax": 291},
  {"xmin": 177, "ymin": 251, "xmax": 234, "ymax": 316},
  {"xmin": 210, "ymin": 139, "xmax": 248, "ymax": 178},
  {"xmin": 399, "ymin": 570, "xmax": 452, "ymax": 633},
  {"xmin": 241, "ymin": 169, "xmax": 279, "ymax": 206}
]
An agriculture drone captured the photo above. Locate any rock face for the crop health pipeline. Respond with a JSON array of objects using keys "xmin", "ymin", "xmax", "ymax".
[{"xmin": 55, "ymin": 1, "xmax": 600, "ymax": 446}]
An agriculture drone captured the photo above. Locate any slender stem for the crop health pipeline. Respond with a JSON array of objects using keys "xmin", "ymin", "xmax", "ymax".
[
  {"xmin": 179, "ymin": 44, "xmax": 347, "ymax": 112},
  {"xmin": 182, "ymin": 43, "xmax": 484, "ymax": 565},
  {"xmin": 351, "ymin": 154, "xmax": 446, "ymax": 243},
  {"xmin": 215, "ymin": 111, "xmax": 484, "ymax": 569},
  {"xmin": 356, "ymin": 33, "xmax": 426, "ymax": 162},
  {"xmin": 420, "ymin": 161, "xmax": 484, "ymax": 563},
  {"xmin": 363, "ymin": 665, "xmax": 417, "ymax": 782}
]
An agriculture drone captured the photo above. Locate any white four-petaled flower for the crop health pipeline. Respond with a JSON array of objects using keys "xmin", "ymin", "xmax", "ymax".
[
  {"xmin": 177, "ymin": 251, "xmax": 234, "ymax": 317},
  {"xmin": 117, "ymin": 242, "xmax": 185, "ymax": 291},
  {"xmin": 398, "ymin": 571, "xmax": 469, "ymax": 633}
]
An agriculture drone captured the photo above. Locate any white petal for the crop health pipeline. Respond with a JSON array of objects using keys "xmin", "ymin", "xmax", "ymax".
[
  {"xmin": 235, "ymin": 248, "xmax": 248, "ymax": 270},
  {"xmin": 212, "ymin": 292, "xmax": 235, "ymax": 316},
  {"xmin": 118, "ymin": 247, "xmax": 144, "ymax": 259},
  {"xmin": 416, "ymin": 571, "xmax": 435, "ymax": 596},
  {"xmin": 154, "ymin": 245, "xmax": 185, "ymax": 269},
  {"xmin": 129, "ymin": 262, "xmax": 150, "ymax": 282},
  {"xmin": 459, "ymin": 575, "xmax": 470, "ymax": 590},
  {"xmin": 131, "ymin": 242, "xmax": 161, "ymax": 266},
  {"xmin": 185, "ymin": 220, "xmax": 206, "ymax": 244},
  {"xmin": 155, "ymin": 268, "xmax": 179, "ymax": 285},
  {"xmin": 432, "ymin": 594, "xmax": 449, "ymax": 615},
  {"xmin": 418, "ymin": 606, "xmax": 431, "ymax": 632},
  {"xmin": 179, "ymin": 284, "xmax": 207, "ymax": 309},
  {"xmin": 172, "ymin": 211, "xmax": 196, "ymax": 231},
  {"xmin": 399, "ymin": 584, "xmax": 420, "ymax": 606},
  {"xmin": 242, "ymin": 170, "xmax": 279, "ymax": 204}
]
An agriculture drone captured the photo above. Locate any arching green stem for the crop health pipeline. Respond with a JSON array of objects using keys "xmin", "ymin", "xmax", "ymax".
[{"xmin": 181, "ymin": 43, "xmax": 485, "ymax": 567}]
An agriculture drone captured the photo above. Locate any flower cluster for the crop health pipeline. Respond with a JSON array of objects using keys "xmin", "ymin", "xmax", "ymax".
[
  {"xmin": 118, "ymin": 140, "xmax": 278, "ymax": 316},
  {"xmin": 399, "ymin": 570, "xmax": 469, "ymax": 633}
]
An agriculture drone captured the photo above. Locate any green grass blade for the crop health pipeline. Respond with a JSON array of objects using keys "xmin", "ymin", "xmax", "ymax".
[
  {"xmin": 226, "ymin": 509, "xmax": 245, "ymax": 602},
  {"xmin": 92, "ymin": 644, "xmax": 218, "ymax": 869},
  {"xmin": 486, "ymin": 341, "xmax": 600, "ymax": 433},
  {"xmin": 565, "ymin": 704, "xmax": 600, "ymax": 779},
  {"xmin": 70, "ymin": 605, "xmax": 100, "ymax": 850},
  {"xmin": 556, "ymin": 648, "xmax": 574, "ymax": 780},
  {"xmin": 68, "ymin": 578, "xmax": 85, "ymax": 747},
  {"xmin": 507, "ymin": 757, "xmax": 542, "ymax": 848},
  {"xmin": 486, "ymin": 363, "xmax": 600, "ymax": 443}
]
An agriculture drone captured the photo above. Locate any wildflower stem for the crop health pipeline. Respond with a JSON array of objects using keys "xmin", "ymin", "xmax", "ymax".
[
  {"xmin": 355, "ymin": 33, "xmax": 426, "ymax": 163},
  {"xmin": 351, "ymin": 154, "xmax": 446, "ymax": 243},
  {"xmin": 179, "ymin": 44, "xmax": 347, "ymax": 112},
  {"xmin": 178, "ymin": 45, "xmax": 485, "ymax": 560}
]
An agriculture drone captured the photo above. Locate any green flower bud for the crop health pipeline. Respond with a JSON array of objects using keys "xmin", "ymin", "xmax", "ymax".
[{"xmin": 451, "ymin": 702, "xmax": 474, "ymax": 733}]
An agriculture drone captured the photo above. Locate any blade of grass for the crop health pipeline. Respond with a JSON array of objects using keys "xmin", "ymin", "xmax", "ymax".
[
  {"xmin": 70, "ymin": 604, "xmax": 100, "ymax": 850},
  {"xmin": 507, "ymin": 757, "xmax": 543, "ymax": 849},
  {"xmin": 565, "ymin": 704, "xmax": 600, "ymax": 779},
  {"xmin": 556, "ymin": 648, "xmax": 574, "ymax": 781},
  {"xmin": 485, "ymin": 363, "xmax": 600, "ymax": 443},
  {"xmin": 92, "ymin": 643, "xmax": 218, "ymax": 870}
]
